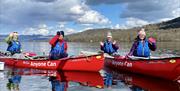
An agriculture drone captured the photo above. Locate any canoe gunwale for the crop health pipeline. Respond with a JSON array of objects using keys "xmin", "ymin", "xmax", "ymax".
[
  {"xmin": 108, "ymin": 56, "xmax": 180, "ymax": 62},
  {"xmin": 0, "ymin": 53, "xmax": 103, "ymax": 61}
]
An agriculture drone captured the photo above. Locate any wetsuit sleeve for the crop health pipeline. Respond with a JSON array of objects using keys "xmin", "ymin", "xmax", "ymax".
[
  {"xmin": 49, "ymin": 35, "xmax": 59, "ymax": 46},
  {"xmin": 148, "ymin": 42, "xmax": 156, "ymax": 51},
  {"xmin": 128, "ymin": 41, "xmax": 137, "ymax": 56}
]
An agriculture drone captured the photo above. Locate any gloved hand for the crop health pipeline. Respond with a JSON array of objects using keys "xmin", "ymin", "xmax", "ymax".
[{"xmin": 148, "ymin": 37, "xmax": 156, "ymax": 44}]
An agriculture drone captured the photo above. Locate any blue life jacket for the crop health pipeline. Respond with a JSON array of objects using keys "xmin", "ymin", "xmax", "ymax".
[
  {"xmin": 9, "ymin": 75, "xmax": 21, "ymax": 84},
  {"xmin": 7, "ymin": 41, "xmax": 21, "ymax": 54},
  {"xmin": 136, "ymin": 40, "xmax": 150, "ymax": 57},
  {"xmin": 50, "ymin": 41, "xmax": 65, "ymax": 60},
  {"xmin": 103, "ymin": 41, "xmax": 116, "ymax": 54},
  {"xmin": 51, "ymin": 80, "xmax": 66, "ymax": 91},
  {"xmin": 104, "ymin": 73, "xmax": 112, "ymax": 87}
]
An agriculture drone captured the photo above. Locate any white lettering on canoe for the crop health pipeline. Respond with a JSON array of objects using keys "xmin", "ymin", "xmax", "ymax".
[
  {"xmin": 112, "ymin": 61, "xmax": 132, "ymax": 67},
  {"xmin": 30, "ymin": 61, "xmax": 57, "ymax": 67},
  {"xmin": 47, "ymin": 61, "xmax": 56, "ymax": 66},
  {"xmin": 30, "ymin": 62, "xmax": 46, "ymax": 67}
]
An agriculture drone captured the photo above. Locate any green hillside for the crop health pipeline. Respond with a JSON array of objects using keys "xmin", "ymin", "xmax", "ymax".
[{"xmin": 66, "ymin": 17, "xmax": 180, "ymax": 42}]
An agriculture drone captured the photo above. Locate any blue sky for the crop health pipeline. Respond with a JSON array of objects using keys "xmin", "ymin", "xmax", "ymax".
[{"xmin": 0, "ymin": 0, "xmax": 179, "ymax": 35}]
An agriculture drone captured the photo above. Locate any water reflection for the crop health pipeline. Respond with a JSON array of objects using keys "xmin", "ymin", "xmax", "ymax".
[
  {"xmin": 1, "ymin": 66, "xmax": 180, "ymax": 91},
  {"xmin": 49, "ymin": 77, "xmax": 67, "ymax": 91},
  {"xmin": 7, "ymin": 71, "xmax": 21, "ymax": 91},
  {"xmin": 105, "ymin": 68, "xmax": 180, "ymax": 91},
  {"xmin": 4, "ymin": 66, "xmax": 104, "ymax": 91},
  {"xmin": 104, "ymin": 72, "xmax": 113, "ymax": 88}
]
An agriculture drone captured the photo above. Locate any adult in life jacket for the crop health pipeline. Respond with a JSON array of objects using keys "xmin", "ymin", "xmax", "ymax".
[
  {"xmin": 100, "ymin": 32, "xmax": 119, "ymax": 55},
  {"xmin": 128, "ymin": 28, "xmax": 156, "ymax": 57},
  {"xmin": 49, "ymin": 31, "xmax": 68, "ymax": 60},
  {"xmin": 5, "ymin": 32, "xmax": 21, "ymax": 55}
]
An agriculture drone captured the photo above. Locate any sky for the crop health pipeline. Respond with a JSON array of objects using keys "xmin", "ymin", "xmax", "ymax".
[{"xmin": 0, "ymin": 0, "xmax": 180, "ymax": 35}]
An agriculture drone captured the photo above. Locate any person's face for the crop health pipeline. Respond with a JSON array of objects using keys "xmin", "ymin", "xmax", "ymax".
[
  {"xmin": 59, "ymin": 35, "xmax": 63, "ymax": 40},
  {"xmin": 12, "ymin": 32, "xmax": 18, "ymax": 40},
  {"xmin": 13, "ymin": 32, "xmax": 18, "ymax": 36},
  {"xmin": 107, "ymin": 37, "xmax": 112, "ymax": 42},
  {"xmin": 139, "ymin": 34, "xmax": 145, "ymax": 40}
]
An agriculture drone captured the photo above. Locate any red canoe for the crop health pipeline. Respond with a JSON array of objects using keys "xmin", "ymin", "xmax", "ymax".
[
  {"xmin": 105, "ymin": 56, "xmax": 180, "ymax": 81},
  {"xmin": 0, "ymin": 54, "xmax": 104, "ymax": 72},
  {"xmin": 6, "ymin": 66, "xmax": 104, "ymax": 88}
]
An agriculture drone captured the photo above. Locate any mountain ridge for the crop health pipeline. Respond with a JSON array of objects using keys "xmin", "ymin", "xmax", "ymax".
[{"xmin": 66, "ymin": 17, "xmax": 180, "ymax": 42}]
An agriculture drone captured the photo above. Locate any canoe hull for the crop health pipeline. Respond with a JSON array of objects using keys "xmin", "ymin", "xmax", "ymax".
[
  {"xmin": 0, "ymin": 54, "xmax": 104, "ymax": 72},
  {"xmin": 105, "ymin": 56, "xmax": 180, "ymax": 81}
]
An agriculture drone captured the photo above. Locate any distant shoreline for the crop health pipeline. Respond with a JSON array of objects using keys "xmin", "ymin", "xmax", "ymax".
[{"xmin": 0, "ymin": 28, "xmax": 180, "ymax": 42}]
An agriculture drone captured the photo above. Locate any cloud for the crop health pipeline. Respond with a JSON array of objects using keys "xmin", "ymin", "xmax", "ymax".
[
  {"xmin": 85, "ymin": 0, "xmax": 180, "ymax": 22},
  {"xmin": 23, "ymin": 24, "xmax": 50, "ymax": 35},
  {"xmin": 37, "ymin": 28, "xmax": 49, "ymax": 35},
  {"xmin": 172, "ymin": 8, "xmax": 180, "ymax": 18},
  {"xmin": 22, "ymin": 23, "xmax": 77, "ymax": 35},
  {"xmin": 111, "ymin": 24, "xmax": 121, "ymax": 29},
  {"xmin": 77, "ymin": 10, "xmax": 111, "ymax": 24},
  {"xmin": 70, "ymin": 5, "xmax": 84, "ymax": 14},
  {"xmin": 1, "ymin": 0, "xmax": 68, "ymax": 27},
  {"xmin": 0, "ymin": 0, "xmax": 110, "ymax": 30},
  {"xmin": 32, "ymin": 0, "xmax": 57, "ymax": 3},
  {"xmin": 85, "ymin": 0, "xmax": 134, "ymax": 5},
  {"xmin": 56, "ymin": 23, "xmax": 77, "ymax": 35},
  {"xmin": 65, "ymin": 28, "xmax": 77, "ymax": 35},
  {"xmin": 112, "ymin": 18, "xmax": 149, "ymax": 29}
]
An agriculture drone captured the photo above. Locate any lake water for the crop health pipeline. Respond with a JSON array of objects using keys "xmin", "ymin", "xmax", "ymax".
[{"xmin": 0, "ymin": 42, "xmax": 180, "ymax": 91}]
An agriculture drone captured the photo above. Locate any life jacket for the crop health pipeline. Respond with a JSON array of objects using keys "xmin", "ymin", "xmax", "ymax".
[
  {"xmin": 9, "ymin": 75, "xmax": 21, "ymax": 84},
  {"xmin": 51, "ymin": 80, "xmax": 66, "ymax": 91},
  {"xmin": 7, "ymin": 41, "xmax": 21, "ymax": 54},
  {"xmin": 103, "ymin": 41, "xmax": 116, "ymax": 54},
  {"xmin": 136, "ymin": 40, "xmax": 150, "ymax": 57},
  {"xmin": 50, "ymin": 41, "xmax": 65, "ymax": 60},
  {"xmin": 104, "ymin": 73, "xmax": 113, "ymax": 87}
]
